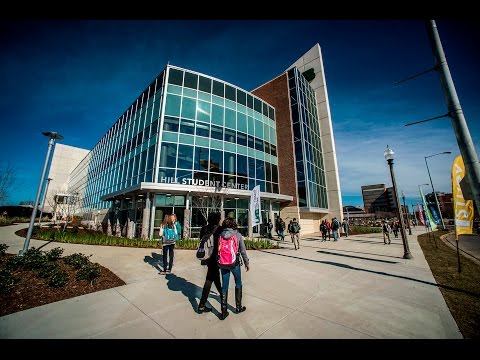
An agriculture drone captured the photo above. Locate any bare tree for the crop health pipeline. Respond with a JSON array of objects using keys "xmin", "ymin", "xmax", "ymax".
[
  {"xmin": 191, "ymin": 184, "xmax": 229, "ymax": 223},
  {"xmin": 0, "ymin": 162, "xmax": 17, "ymax": 205}
]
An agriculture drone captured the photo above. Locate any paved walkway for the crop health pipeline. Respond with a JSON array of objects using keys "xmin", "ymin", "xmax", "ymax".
[{"xmin": 0, "ymin": 223, "xmax": 465, "ymax": 339}]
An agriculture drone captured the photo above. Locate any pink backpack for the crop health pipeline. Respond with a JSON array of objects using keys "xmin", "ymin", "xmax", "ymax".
[{"xmin": 217, "ymin": 233, "xmax": 239, "ymax": 269}]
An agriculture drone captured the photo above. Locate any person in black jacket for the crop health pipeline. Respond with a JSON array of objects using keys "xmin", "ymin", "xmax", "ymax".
[{"xmin": 197, "ymin": 212, "xmax": 223, "ymax": 314}]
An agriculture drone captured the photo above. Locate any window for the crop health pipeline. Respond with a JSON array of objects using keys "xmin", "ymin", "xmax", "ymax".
[
  {"xmin": 198, "ymin": 76, "xmax": 212, "ymax": 93},
  {"xmin": 211, "ymin": 105, "xmax": 224, "ymax": 126},
  {"xmin": 225, "ymin": 85, "xmax": 236, "ymax": 102},
  {"xmin": 181, "ymin": 97, "xmax": 196, "ymax": 119},
  {"xmin": 184, "ymin": 72, "xmax": 198, "ymax": 90},
  {"xmin": 210, "ymin": 125, "xmax": 223, "ymax": 141},
  {"xmin": 237, "ymin": 89, "xmax": 246, "ymax": 105},
  {"xmin": 237, "ymin": 154, "xmax": 248, "ymax": 177},
  {"xmin": 159, "ymin": 142, "xmax": 177, "ymax": 168},
  {"xmin": 177, "ymin": 144, "xmax": 193, "ymax": 170},
  {"xmin": 196, "ymin": 100, "xmax": 210, "ymax": 122},
  {"xmin": 180, "ymin": 119, "xmax": 195, "ymax": 135},
  {"xmin": 196, "ymin": 122, "xmax": 210, "ymax": 138},
  {"xmin": 212, "ymin": 80, "xmax": 224, "ymax": 97},
  {"xmin": 195, "ymin": 147, "xmax": 209, "ymax": 171},
  {"xmin": 165, "ymin": 95, "xmax": 181, "ymax": 117},
  {"xmin": 163, "ymin": 116, "xmax": 179, "ymax": 132},
  {"xmin": 209, "ymin": 149, "xmax": 223, "ymax": 173},
  {"xmin": 168, "ymin": 68, "xmax": 183, "ymax": 86}
]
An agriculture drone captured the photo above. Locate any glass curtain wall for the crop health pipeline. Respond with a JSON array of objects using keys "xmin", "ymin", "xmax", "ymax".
[{"xmin": 288, "ymin": 67, "xmax": 327, "ymax": 210}]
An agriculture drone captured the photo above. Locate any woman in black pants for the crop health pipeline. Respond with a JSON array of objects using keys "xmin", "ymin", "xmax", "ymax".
[{"xmin": 197, "ymin": 212, "xmax": 223, "ymax": 313}]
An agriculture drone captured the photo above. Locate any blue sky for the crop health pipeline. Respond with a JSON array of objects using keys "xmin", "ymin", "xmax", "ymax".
[{"xmin": 1, "ymin": 20, "xmax": 478, "ymax": 207}]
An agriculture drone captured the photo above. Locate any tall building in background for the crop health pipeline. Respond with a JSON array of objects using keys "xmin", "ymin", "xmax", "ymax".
[
  {"xmin": 47, "ymin": 44, "xmax": 342, "ymax": 238},
  {"xmin": 361, "ymin": 183, "xmax": 398, "ymax": 213}
]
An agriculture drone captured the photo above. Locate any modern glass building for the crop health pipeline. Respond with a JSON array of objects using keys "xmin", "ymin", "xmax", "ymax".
[{"xmin": 46, "ymin": 43, "xmax": 342, "ymax": 238}]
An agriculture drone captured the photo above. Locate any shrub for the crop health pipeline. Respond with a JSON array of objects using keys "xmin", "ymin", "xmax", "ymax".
[
  {"xmin": 22, "ymin": 247, "xmax": 47, "ymax": 270},
  {"xmin": 0, "ymin": 269, "xmax": 17, "ymax": 294},
  {"xmin": 37, "ymin": 262, "xmax": 59, "ymax": 279},
  {"xmin": 47, "ymin": 269, "xmax": 69, "ymax": 288},
  {"xmin": 4, "ymin": 255, "xmax": 24, "ymax": 271},
  {"xmin": 76, "ymin": 263, "xmax": 101, "ymax": 283},
  {"xmin": 63, "ymin": 253, "xmax": 92, "ymax": 270},
  {"xmin": 0, "ymin": 243, "xmax": 8, "ymax": 256},
  {"xmin": 45, "ymin": 247, "xmax": 64, "ymax": 262}
]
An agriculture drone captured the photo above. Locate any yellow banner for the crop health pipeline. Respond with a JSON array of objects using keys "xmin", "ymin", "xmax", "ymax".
[{"xmin": 452, "ymin": 155, "xmax": 474, "ymax": 239}]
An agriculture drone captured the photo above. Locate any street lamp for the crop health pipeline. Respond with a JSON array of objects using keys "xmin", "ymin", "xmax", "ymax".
[
  {"xmin": 20, "ymin": 131, "xmax": 63, "ymax": 256},
  {"xmin": 424, "ymin": 151, "xmax": 451, "ymax": 230},
  {"xmin": 38, "ymin": 177, "xmax": 53, "ymax": 227},
  {"xmin": 401, "ymin": 191, "xmax": 412, "ymax": 235},
  {"xmin": 384, "ymin": 146, "xmax": 413, "ymax": 259}
]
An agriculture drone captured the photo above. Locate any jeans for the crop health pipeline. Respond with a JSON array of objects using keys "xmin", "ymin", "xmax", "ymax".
[
  {"xmin": 220, "ymin": 263, "xmax": 242, "ymax": 295},
  {"xmin": 162, "ymin": 244, "xmax": 175, "ymax": 271},
  {"xmin": 332, "ymin": 229, "xmax": 338, "ymax": 241},
  {"xmin": 292, "ymin": 233, "xmax": 300, "ymax": 249}
]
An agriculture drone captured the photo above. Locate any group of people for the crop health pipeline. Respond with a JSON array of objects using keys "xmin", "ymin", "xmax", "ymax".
[
  {"xmin": 197, "ymin": 214, "xmax": 250, "ymax": 320},
  {"xmin": 320, "ymin": 218, "xmax": 349, "ymax": 241},
  {"xmin": 381, "ymin": 220, "xmax": 401, "ymax": 244},
  {"xmin": 267, "ymin": 217, "xmax": 302, "ymax": 250},
  {"xmin": 159, "ymin": 212, "xmax": 250, "ymax": 321}
]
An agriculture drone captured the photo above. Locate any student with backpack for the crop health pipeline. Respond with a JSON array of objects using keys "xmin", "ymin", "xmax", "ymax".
[
  {"xmin": 159, "ymin": 216, "xmax": 179, "ymax": 275},
  {"xmin": 217, "ymin": 217, "xmax": 250, "ymax": 320},
  {"xmin": 197, "ymin": 212, "xmax": 223, "ymax": 314},
  {"xmin": 290, "ymin": 218, "xmax": 301, "ymax": 250},
  {"xmin": 331, "ymin": 217, "xmax": 340, "ymax": 241}
]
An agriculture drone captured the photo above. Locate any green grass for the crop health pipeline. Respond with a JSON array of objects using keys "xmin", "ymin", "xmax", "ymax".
[
  {"xmin": 417, "ymin": 230, "xmax": 480, "ymax": 339},
  {"xmin": 16, "ymin": 227, "xmax": 279, "ymax": 250}
]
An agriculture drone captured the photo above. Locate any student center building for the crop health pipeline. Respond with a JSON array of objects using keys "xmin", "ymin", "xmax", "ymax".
[{"xmin": 47, "ymin": 44, "xmax": 342, "ymax": 239}]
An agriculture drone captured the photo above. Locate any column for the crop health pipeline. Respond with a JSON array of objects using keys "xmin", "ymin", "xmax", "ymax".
[
  {"xmin": 141, "ymin": 192, "xmax": 151, "ymax": 239},
  {"xmin": 183, "ymin": 192, "xmax": 191, "ymax": 239},
  {"xmin": 149, "ymin": 193, "xmax": 156, "ymax": 239},
  {"xmin": 127, "ymin": 194, "xmax": 136, "ymax": 239}
]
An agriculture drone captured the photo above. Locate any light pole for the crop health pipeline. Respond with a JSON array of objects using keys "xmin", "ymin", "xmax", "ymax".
[
  {"xmin": 424, "ymin": 151, "xmax": 451, "ymax": 230},
  {"xmin": 411, "ymin": 203, "xmax": 417, "ymax": 227},
  {"xmin": 38, "ymin": 177, "xmax": 53, "ymax": 227},
  {"xmin": 20, "ymin": 131, "xmax": 63, "ymax": 256},
  {"xmin": 401, "ymin": 191, "xmax": 412, "ymax": 235},
  {"xmin": 384, "ymin": 146, "xmax": 413, "ymax": 259}
]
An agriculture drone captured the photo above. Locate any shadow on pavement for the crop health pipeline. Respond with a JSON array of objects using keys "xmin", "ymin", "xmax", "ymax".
[
  {"xmin": 164, "ymin": 273, "xmax": 228, "ymax": 318},
  {"xmin": 260, "ymin": 250, "xmax": 480, "ymax": 297},
  {"xmin": 143, "ymin": 252, "xmax": 163, "ymax": 272}
]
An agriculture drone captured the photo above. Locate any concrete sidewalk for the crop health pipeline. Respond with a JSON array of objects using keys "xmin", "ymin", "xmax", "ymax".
[{"xmin": 0, "ymin": 223, "xmax": 463, "ymax": 339}]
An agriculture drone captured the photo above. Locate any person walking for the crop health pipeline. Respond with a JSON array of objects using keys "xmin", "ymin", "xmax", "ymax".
[
  {"xmin": 392, "ymin": 221, "xmax": 399, "ymax": 238},
  {"xmin": 197, "ymin": 212, "xmax": 223, "ymax": 314},
  {"xmin": 288, "ymin": 220, "xmax": 294, "ymax": 242},
  {"xmin": 382, "ymin": 220, "xmax": 391, "ymax": 245},
  {"xmin": 326, "ymin": 219, "xmax": 332, "ymax": 240},
  {"xmin": 320, "ymin": 220, "xmax": 327, "ymax": 241},
  {"xmin": 278, "ymin": 218, "xmax": 286, "ymax": 241},
  {"xmin": 267, "ymin": 219, "xmax": 273, "ymax": 239},
  {"xmin": 331, "ymin": 217, "xmax": 340, "ymax": 241},
  {"xmin": 290, "ymin": 218, "xmax": 301, "ymax": 250},
  {"xmin": 342, "ymin": 219, "xmax": 350, "ymax": 238},
  {"xmin": 159, "ymin": 215, "xmax": 179, "ymax": 275},
  {"xmin": 218, "ymin": 217, "xmax": 250, "ymax": 320}
]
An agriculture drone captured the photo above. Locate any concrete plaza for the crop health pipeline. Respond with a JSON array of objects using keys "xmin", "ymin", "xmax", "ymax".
[{"xmin": 0, "ymin": 223, "xmax": 464, "ymax": 339}]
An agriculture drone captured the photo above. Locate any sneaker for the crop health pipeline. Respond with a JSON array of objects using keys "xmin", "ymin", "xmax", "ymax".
[
  {"xmin": 167, "ymin": 269, "xmax": 172, "ymax": 273},
  {"xmin": 159, "ymin": 271, "xmax": 167, "ymax": 275}
]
